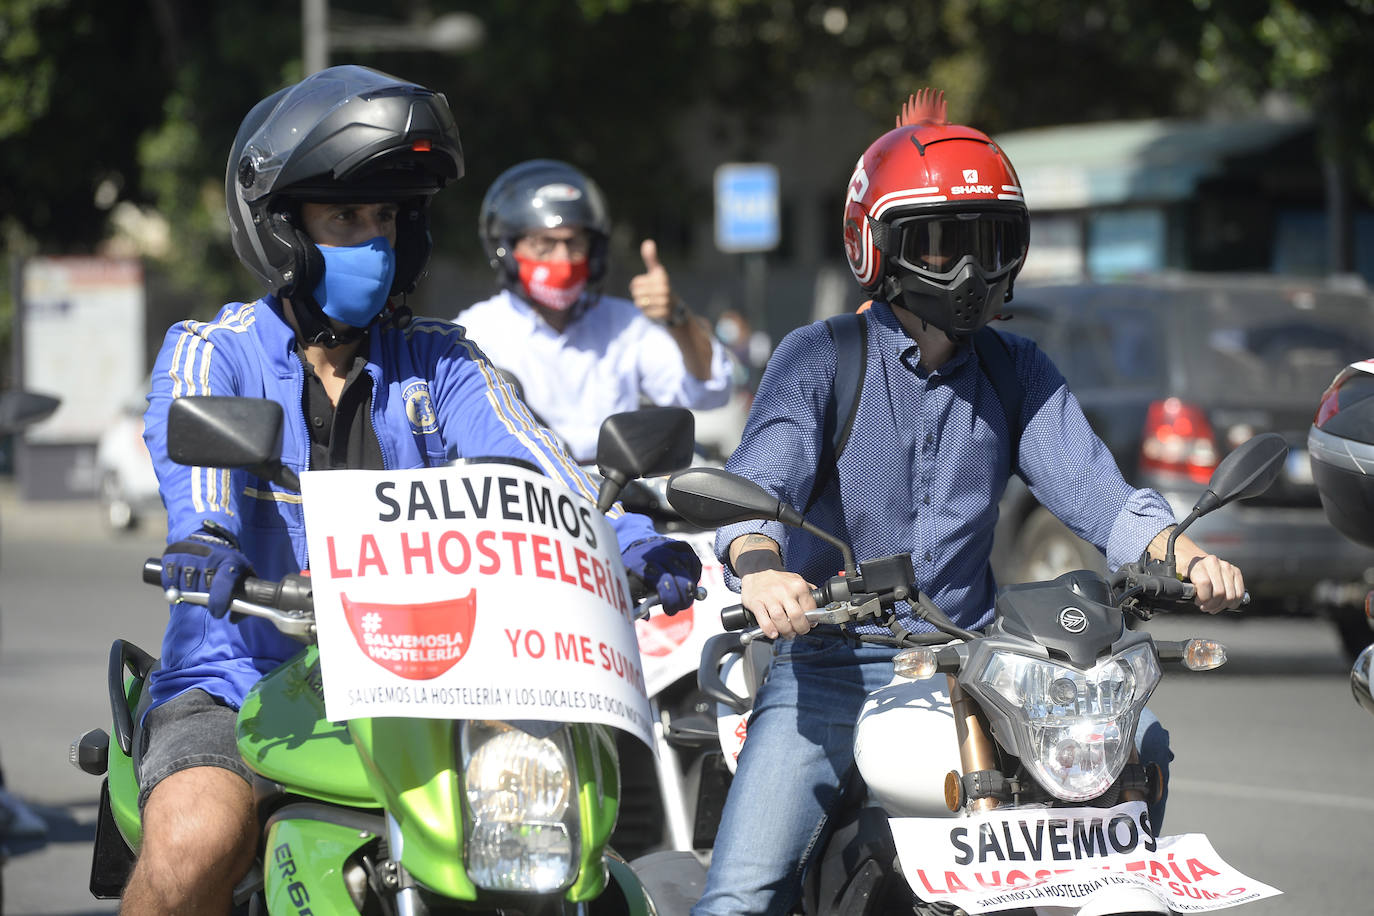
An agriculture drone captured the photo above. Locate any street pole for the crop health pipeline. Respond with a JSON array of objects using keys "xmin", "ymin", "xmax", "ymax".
[{"xmin": 303, "ymin": 0, "xmax": 329, "ymax": 75}]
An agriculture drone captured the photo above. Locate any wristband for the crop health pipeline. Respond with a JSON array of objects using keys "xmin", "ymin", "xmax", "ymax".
[{"xmin": 734, "ymin": 548, "xmax": 784, "ymax": 577}]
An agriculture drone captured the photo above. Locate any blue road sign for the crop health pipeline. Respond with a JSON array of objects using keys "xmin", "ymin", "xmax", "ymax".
[{"xmin": 714, "ymin": 163, "xmax": 780, "ymax": 253}]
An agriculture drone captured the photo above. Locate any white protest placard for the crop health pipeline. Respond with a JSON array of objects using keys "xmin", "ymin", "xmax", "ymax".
[
  {"xmin": 890, "ymin": 801, "xmax": 1281, "ymax": 913},
  {"xmin": 300, "ymin": 464, "xmax": 654, "ymax": 749}
]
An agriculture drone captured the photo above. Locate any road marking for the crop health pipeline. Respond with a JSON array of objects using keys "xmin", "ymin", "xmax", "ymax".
[{"xmin": 1171, "ymin": 777, "xmax": 1374, "ymax": 813}]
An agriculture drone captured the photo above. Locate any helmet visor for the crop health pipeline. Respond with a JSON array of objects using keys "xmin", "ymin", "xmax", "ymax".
[{"xmin": 894, "ymin": 212, "xmax": 1026, "ymax": 277}]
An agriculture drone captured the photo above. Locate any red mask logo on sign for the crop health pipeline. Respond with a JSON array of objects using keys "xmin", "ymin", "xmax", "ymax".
[
  {"xmin": 635, "ymin": 607, "xmax": 696, "ymax": 658},
  {"xmin": 342, "ymin": 590, "xmax": 477, "ymax": 680}
]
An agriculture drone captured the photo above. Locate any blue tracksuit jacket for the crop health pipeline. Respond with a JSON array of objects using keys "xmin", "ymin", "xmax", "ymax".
[{"xmin": 143, "ymin": 296, "xmax": 658, "ymax": 711}]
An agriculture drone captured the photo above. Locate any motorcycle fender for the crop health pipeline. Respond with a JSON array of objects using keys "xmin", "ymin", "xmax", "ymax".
[
  {"xmin": 853, "ymin": 676, "xmax": 962, "ymax": 817},
  {"xmin": 263, "ymin": 815, "xmax": 377, "ymax": 914}
]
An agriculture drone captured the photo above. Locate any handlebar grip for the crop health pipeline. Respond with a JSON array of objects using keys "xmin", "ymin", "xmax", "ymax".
[
  {"xmin": 721, "ymin": 604, "xmax": 756, "ymax": 632},
  {"xmin": 1141, "ymin": 576, "xmax": 1195, "ymax": 601},
  {"xmin": 721, "ymin": 586, "xmax": 829, "ymax": 632},
  {"xmin": 242, "ymin": 577, "xmax": 281, "ymax": 606},
  {"xmin": 143, "ymin": 558, "xmax": 163, "ymax": 585}
]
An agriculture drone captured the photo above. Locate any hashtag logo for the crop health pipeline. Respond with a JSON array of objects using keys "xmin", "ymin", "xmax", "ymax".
[{"xmin": 361, "ymin": 612, "xmax": 383, "ymax": 634}]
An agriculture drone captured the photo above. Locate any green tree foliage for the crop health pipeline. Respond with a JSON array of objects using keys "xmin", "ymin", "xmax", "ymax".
[
  {"xmin": 1195, "ymin": 0, "xmax": 1374, "ymax": 195},
  {"xmin": 2, "ymin": 0, "xmax": 1371, "ymax": 338},
  {"xmin": 0, "ymin": 0, "xmax": 168, "ymax": 251}
]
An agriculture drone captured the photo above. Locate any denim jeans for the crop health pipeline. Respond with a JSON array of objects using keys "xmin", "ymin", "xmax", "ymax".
[{"xmin": 691, "ymin": 633, "xmax": 1173, "ymax": 916}]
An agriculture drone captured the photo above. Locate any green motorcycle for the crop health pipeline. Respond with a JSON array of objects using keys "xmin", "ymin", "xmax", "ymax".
[{"xmin": 71, "ymin": 396, "xmax": 697, "ymax": 914}]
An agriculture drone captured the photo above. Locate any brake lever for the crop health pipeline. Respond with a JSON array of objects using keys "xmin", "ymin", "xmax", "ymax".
[
  {"xmin": 164, "ymin": 587, "xmax": 317, "ymax": 643},
  {"xmin": 738, "ymin": 600, "xmax": 866, "ymax": 645}
]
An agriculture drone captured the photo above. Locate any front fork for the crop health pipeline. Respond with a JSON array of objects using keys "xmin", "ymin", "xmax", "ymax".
[{"xmin": 947, "ymin": 676, "xmax": 1000, "ymax": 813}]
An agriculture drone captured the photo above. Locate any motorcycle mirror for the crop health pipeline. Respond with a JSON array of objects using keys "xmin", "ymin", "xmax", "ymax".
[
  {"xmin": 1192, "ymin": 431, "xmax": 1289, "ymax": 516},
  {"xmin": 667, "ymin": 468, "xmax": 858, "ymax": 576},
  {"xmin": 1164, "ymin": 431, "xmax": 1288, "ymax": 565},
  {"xmin": 595, "ymin": 407, "xmax": 695, "ymax": 511},
  {"xmin": 166, "ymin": 396, "xmax": 300, "ymax": 491},
  {"xmin": 666, "ymin": 467, "xmax": 802, "ymax": 528},
  {"xmin": 0, "ymin": 390, "xmax": 60, "ymax": 436}
]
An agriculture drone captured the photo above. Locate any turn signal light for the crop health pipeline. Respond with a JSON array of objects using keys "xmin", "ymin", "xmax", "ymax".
[
  {"xmin": 893, "ymin": 647, "xmax": 939, "ymax": 679},
  {"xmin": 1181, "ymin": 639, "xmax": 1227, "ymax": 671}
]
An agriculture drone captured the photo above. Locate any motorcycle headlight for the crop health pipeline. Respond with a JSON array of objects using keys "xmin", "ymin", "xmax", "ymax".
[
  {"xmin": 461, "ymin": 721, "xmax": 578, "ymax": 893},
  {"xmin": 974, "ymin": 645, "xmax": 1160, "ymax": 801}
]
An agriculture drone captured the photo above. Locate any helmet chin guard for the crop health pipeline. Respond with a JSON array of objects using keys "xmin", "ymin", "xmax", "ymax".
[{"xmin": 843, "ymin": 89, "xmax": 1028, "ymax": 339}]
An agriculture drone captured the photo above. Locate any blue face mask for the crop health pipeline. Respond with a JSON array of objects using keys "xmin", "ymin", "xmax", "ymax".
[{"xmin": 313, "ymin": 237, "xmax": 398, "ymax": 328}]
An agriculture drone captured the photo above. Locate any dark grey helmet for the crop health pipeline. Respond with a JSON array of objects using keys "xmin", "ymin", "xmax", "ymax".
[
  {"xmin": 226, "ymin": 65, "xmax": 463, "ymax": 342},
  {"xmin": 479, "ymin": 159, "xmax": 611, "ymax": 296}
]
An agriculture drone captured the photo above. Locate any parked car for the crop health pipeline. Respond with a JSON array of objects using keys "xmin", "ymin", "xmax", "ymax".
[
  {"xmin": 989, "ymin": 273, "xmax": 1374, "ymax": 659},
  {"xmin": 94, "ymin": 386, "xmax": 162, "ymax": 532}
]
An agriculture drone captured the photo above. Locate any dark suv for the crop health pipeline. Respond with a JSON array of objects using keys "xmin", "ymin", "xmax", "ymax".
[{"xmin": 989, "ymin": 273, "xmax": 1374, "ymax": 658}]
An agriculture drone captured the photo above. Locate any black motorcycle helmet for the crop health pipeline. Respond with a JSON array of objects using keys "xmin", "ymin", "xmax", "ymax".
[
  {"xmin": 226, "ymin": 65, "xmax": 464, "ymax": 346},
  {"xmin": 478, "ymin": 159, "xmax": 611, "ymax": 309}
]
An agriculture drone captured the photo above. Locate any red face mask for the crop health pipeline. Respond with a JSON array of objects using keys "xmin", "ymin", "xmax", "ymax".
[{"xmin": 515, "ymin": 254, "xmax": 590, "ymax": 311}]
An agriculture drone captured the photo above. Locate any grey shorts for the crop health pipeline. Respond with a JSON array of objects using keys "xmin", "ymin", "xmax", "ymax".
[{"xmin": 134, "ymin": 688, "xmax": 253, "ymax": 810}]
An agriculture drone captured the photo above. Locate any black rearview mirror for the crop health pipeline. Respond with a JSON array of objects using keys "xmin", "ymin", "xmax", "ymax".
[
  {"xmin": 166, "ymin": 396, "xmax": 299, "ymax": 491},
  {"xmin": 594, "ymin": 407, "xmax": 696, "ymax": 511},
  {"xmin": 666, "ymin": 467, "xmax": 803, "ymax": 528},
  {"xmin": 0, "ymin": 390, "xmax": 60, "ymax": 436},
  {"xmin": 1193, "ymin": 431, "xmax": 1289, "ymax": 515}
]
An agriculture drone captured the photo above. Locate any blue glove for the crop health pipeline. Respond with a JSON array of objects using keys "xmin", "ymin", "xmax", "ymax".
[
  {"xmin": 160, "ymin": 524, "xmax": 253, "ymax": 619},
  {"xmin": 622, "ymin": 536, "xmax": 702, "ymax": 614}
]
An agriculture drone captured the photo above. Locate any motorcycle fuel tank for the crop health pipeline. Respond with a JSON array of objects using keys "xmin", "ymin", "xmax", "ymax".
[
  {"xmin": 853, "ymin": 674, "xmax": 963, "ymax": 817},
  {"xmin": 237, "ymin": 647, "xmax": 379, "ymax": 808}
]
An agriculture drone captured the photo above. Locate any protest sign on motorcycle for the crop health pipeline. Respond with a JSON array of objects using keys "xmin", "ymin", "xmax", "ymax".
[
  {"xmin": 889, "ymin": 801, "xmax": 1281, "ymax": 914},
  {"xmin": 300, "ymin": 463, "xmax": 655, "ymax": 749}
]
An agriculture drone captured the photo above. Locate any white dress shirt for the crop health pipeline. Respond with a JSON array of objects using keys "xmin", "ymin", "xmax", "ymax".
[{"xmin": 457, "ymin": 289, "xmax": 734, "ymax": 462}]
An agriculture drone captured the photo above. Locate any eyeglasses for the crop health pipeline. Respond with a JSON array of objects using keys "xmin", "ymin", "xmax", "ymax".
[{"xmin": 518, "ymin": 232, "xmax": 592, "ymax": 260}]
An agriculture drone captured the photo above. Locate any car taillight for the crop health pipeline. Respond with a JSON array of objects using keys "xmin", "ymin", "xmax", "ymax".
[
  {"xmin": 1140, "ymin": 398, "xmax": 1218, "ymax": 484},
  {"xmin": 1315, "ymin": 384, "xmax": 1341, "ymax": 427}
]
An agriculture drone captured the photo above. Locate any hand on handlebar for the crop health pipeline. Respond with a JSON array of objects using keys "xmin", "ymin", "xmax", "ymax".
[
  {"xmin": 160, "ymin": 525, "xmax": 253, "ymax": 620},
  {"xmin": 1182, "ymin": 552, "xmax": 1247, "ymax": 613},
  {"xmin": 740, "ymin": 569, "xmax": 818, "ymax": 639},
  {"xmin": 622, "ymin": 536, "xmax": 702, "ymax": 614}
]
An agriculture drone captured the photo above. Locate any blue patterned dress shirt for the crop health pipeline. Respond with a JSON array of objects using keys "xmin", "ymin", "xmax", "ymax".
[{"xmin": 716, "ymin": 300, "xmax": 1176, "ymax": 633}]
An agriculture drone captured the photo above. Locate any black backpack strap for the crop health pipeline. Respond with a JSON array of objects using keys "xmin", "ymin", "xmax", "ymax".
[
  {"xmin": 973, "ymin": 326, "xmax": 1025, "ymax": 472},
  {"xmin": 806, "ymin": 312, "xmax": 868, "ymax": 512}
]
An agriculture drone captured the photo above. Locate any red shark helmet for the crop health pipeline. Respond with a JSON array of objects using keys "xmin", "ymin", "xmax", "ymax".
[
  {"xmin": 479, "ymin": 159, "xmax": 611, "ymax": 306},
  {"xmin": 226, "ymin": 65, "xmax": 463, "ymax": 345},
  {"xmin": 843, "ymin": 89, "xmax": 1029, "ymax": 338}
]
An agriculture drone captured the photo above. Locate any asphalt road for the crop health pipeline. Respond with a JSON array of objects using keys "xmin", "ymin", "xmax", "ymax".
[{"xmin": 2, "ymin": 486, "xmax": 1372, "ymax": 913}]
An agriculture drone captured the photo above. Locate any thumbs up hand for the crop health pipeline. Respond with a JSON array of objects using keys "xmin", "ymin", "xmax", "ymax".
[{"xmin": 629, "ymin": 239, "xmax": 680, "ymax": 325}]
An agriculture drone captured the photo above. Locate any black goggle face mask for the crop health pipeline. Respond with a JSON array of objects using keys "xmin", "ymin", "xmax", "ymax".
[{"xmin": 892, "ymin": 213, "xmax": 1026, "ymax": 277}]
